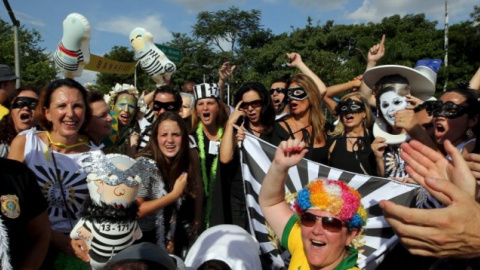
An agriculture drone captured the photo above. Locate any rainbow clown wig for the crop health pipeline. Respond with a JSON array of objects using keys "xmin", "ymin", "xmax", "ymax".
[{"xmin": 294, "ymin": 179, "xmax": 367, "ymax": 230}]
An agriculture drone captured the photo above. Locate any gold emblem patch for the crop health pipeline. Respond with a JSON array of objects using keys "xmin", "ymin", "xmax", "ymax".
[{"xmin": 1, "ymin": 195, "xmax": 20, "ymax": 219}]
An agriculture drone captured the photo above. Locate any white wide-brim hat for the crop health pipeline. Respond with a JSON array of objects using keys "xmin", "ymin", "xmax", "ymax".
[{"xmin": 363, "ymin": 65, "xmax": 436, "ymax": 101}]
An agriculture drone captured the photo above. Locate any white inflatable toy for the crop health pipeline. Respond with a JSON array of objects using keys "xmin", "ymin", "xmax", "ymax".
[
  {"xmin": 71, "ymin": 151, "xmax": 159, "ymax": 269},
  {"xmin": 129, "ymin": 27, "xmax": 176, "ymax": 86},
  {"xmin": 53, "ymin": 13, "xmax": 91, "ymax": 78}
]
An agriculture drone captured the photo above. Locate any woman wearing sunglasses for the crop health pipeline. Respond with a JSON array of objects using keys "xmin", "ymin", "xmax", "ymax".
[
  {"xmin": 137, "ymin": 85, "xmax": 182, "ymax": 152},
  {"xmin": 269, "ymin": 75, "xmax": 290, "ymax": 119},
  {"xmin": 0, "ymin": 86, "xmax": 39, "ymax": 157},
  {"xmin": 218, "ymin": 82, "xmax": 275, "ymax": 228},
  {"xmin": 260, "ymin": 139, "xmax": 366, "ymax": 270},
  {"xmin": 327, "ymin": 92, "xmax": 377, "ymax": 175}
]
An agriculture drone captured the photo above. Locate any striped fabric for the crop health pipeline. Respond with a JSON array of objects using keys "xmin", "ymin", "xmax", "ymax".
[
  {"xmin": 193, "ymin": 83, "xmax": 220, "ymax": 100},
  {"xmin": 240, "ymin": 133, "xmax": 420, "ymax": 269}
]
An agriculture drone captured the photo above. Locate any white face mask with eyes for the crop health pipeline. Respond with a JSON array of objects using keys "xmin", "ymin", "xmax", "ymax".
[{"xmin": 379, "ymin": 91, "xmax": 407, "ymax": 127}]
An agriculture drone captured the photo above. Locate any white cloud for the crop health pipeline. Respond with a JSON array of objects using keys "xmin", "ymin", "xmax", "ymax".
[
  {"xmin": 16, "ymin": 11, "xmax": 46, "ymax": 27},
  {"xmin": 170, "ymin": 0, "xmax": 239, "ymax": 13},
  {"xmin": 290, "ymin": 0, "xmax": 349, "ymax": 11},
  {"xmin": 347, "ymin": 0, "xmax": 477, "ymax": 24},
  {"xmin": 76, "ymin": 70, "xmax": 98, "ymax": 85},
  {"xmin": 96, "ymin": 15, "xmax": 172, "ymax": 43}
]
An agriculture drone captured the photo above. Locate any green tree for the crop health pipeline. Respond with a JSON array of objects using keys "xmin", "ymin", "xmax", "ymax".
[
  {"xmin": 0, "ymin": 19, "xmax": 56, "ymax": 88},
  {"xmin": 193, "ymin": 6, "xmax": 262, "ymax": 56}
]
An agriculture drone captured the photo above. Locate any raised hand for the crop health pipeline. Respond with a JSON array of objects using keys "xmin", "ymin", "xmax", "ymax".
[
  {"xmin": 368, "ymin": 34, "xmax": 386, "ymax": 64},
  {"xmin": 286, "ymin": 52, "xmax": 304, "ymax": 68},
  {"xmin": 273, "ymin": 139, "xmax": 308, "ymax": 171},
  {"xmin": 400, "ymin": 140, "xmax": 476, "ymax": 203},
  {"xmin": 380, "ymin": 176, "xmax": 480, "ymax": 258},
  {"xmin": 218, "ymin": 61, "xmax": 236, "ymax": 82}
]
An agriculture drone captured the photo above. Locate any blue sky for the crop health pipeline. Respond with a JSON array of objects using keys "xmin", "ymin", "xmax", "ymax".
[{"xmin": 1, "ymin": 0, "xmax": 477, "ymax": 83}]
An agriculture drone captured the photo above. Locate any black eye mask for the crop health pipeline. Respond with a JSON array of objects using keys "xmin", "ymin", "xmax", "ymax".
[
  {"xmin": 11, "ymin": 97, "xmax": 38, "ymax": 110},
  {"xmin": 153, "ymin": 101, "xmax": 180, "ymax": 112},
  {"xmin": 424, "ymin": 100, "xmax": 470, "ymax": 119},
  {"xmin": 287, "ymin": 87, "xmax": 307, "ymax": 101},
  {"xmin": 335, "ymin": 98, "xmax": 365, "ymax": 115}
]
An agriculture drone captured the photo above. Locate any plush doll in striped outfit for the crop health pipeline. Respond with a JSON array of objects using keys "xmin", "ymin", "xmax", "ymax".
[
  {"xmin": 129, "ymin": 27, "xmax": 176, "ymax": 86},
  {"xmin": 70, "ymin": 151, "xmax": 156, "ymax": 269}
]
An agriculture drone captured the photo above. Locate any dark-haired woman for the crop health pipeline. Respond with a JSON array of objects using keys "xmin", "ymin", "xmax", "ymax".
[
  {"xmin": 8, "ymin": 78, "xmax": 92, "ymax": 268},
  {"xmin": 0, "ymin": 86, "xmax": 39, "ymax": 157},
  {"xmin": 135, "ymin": 112, "xmax": 194, "ymax": 250},
  {"xmin": 217, "ymin": 82, "xmax": 276, "ymax": 228}
]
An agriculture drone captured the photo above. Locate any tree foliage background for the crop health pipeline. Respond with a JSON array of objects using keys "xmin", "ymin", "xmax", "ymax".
[{"xmin": 0, "ymin": 5, "xmax": 479, "ymax": 100}]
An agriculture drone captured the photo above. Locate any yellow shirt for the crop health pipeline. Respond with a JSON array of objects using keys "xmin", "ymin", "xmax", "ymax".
[
  {"xmin": 281, "ymin": 214, "xmax": 360, "ymax": 270},
  {"xmin": 0, "ymin": 105, "xmax": 8, "ymax": 121}
]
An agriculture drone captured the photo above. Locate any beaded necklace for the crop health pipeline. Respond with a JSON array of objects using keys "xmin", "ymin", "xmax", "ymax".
[{"xmin": 196, "ymin": 122, "xmax": 223, "ymax": 228}]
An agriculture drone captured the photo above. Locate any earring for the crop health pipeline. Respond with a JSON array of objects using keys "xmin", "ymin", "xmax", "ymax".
[{"xmin": 467, "ymin": 127, "xmax": 475, "ymax": 139}]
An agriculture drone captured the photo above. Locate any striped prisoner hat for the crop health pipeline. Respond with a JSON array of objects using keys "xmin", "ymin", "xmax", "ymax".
[{"xmin": 193, "ymin": 83, "xmax": 220, "ymax": 100}]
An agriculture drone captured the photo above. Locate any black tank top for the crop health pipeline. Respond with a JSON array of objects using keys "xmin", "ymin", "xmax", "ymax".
[
  {"xmin": 271, "ymin": 120, "xmax": 329, "ymax": 164},
  {"xmin": 328, "ymin": 132, "xmax": 377, "ymax": 175}
]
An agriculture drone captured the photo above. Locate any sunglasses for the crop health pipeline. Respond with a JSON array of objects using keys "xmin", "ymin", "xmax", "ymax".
[
  {"xmin": 287, "ymin": 87, "xmax": 307, "ymax": 101},
  {"xmin": 153, "ymin": 101, "xmax": 180, "ymax": 112},
  {"xmin": 240, "ymin": 99, "xmax": 262, "ymax": 110},
  {"xmin": 300, "ymin": 212, "xmax": 346, "ymax": 232},
  {"xmin": 11, "ymin": 97, "xmax": 38, "ymax": 110},
  {"xmin": 269, "ymin": 88, "xmax": 286, "ymax": 95}
]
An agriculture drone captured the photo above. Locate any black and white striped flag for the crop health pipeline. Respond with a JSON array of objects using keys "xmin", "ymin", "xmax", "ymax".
[{"xmin": 240, "ymin": 133, "xmax": 420, "ymax": 269}]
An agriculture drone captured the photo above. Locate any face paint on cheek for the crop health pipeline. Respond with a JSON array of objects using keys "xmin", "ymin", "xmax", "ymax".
[{"xmin": 114, "ymin": 96, "xmax": 137, "ymax": 116}]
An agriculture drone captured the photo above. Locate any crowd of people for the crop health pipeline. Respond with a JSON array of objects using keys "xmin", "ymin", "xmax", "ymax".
[{"xmin": 1, "ymin": 34, "xmax": 480, "ymax": 270}]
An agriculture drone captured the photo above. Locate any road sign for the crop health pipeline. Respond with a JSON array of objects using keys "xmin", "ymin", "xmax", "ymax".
[{"xmin": 155, "ymin": 44, "xmax": 182, "ymax": 63}]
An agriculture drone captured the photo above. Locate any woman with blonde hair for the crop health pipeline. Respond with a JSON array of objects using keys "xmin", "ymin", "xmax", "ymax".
[
  {"xmin": 271, "ymin": 73, "xmax": 330, "ymax": 163},
  {"xmin": 328, "ymin": 92, "xmax": 376, "ymax": 175}
]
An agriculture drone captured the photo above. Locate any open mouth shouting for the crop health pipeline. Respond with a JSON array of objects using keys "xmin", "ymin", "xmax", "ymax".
[
  {"xmin": 118, "ymin": 112, "xmax": 131, "ymax": 125},
  {"xmin": 272, "ymin": 98, "xmax": 281, "ymax": 109}
]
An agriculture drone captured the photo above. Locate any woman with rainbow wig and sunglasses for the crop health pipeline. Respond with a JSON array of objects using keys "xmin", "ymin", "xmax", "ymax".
[{"xmin": 260, "ymin": 139, "xmax": 366, "ymax": 270}]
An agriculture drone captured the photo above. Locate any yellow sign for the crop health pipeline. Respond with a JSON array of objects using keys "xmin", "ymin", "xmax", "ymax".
[{"xmin": 85, "ymin": 54, "xmax": 137, "ymax": 74}]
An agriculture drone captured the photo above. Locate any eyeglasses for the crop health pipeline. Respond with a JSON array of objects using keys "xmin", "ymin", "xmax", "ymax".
[
  {"xmin": 269, "ymin": 88, "xmax": 286, "ymax": 95},
  {"xmin": 300, "ymin": 212, "xmax": 346, "ymax": 232},
  {"xmin": 11, "ymin": 97, "xmax": 38, "ymax": 110},
  {"xmin": 287, "ymin": 87, "xmax": 308, "ymax": 101},
  {"xmin": 239, "ymin": 99, "xmax": 262, "ymax": 110},
  {"xmin": 153, "ymin": 100, "xmax": 180, "ymax": 112}
]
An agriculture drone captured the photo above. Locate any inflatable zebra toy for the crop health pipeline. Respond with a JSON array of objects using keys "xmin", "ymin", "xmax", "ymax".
[
  {"xmin": 53, "ymin": 13, "xmax": 91, "ymax": 78},
  {"xmin": 70, "ymin": 151, "xmax": 156, "ymax": 269},
  {"xmin": 129, "ymin": 27, "xmax": 176, "ymax": 86}
]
